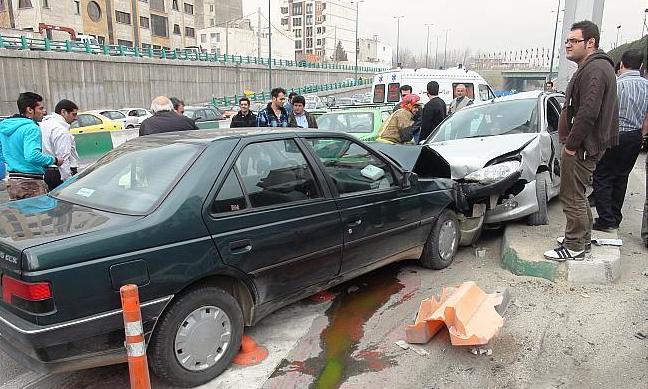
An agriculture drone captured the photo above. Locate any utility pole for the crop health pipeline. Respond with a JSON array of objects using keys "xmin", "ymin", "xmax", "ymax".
[
  {"xmin": 258, "ymin": 7, "xmax": 262, "ymax": 59},
  {"xmin": 354, "ymin": 1, "xmax": 363, "ymax": 80},
  {"xmin": 548, "ymin": 0, "xmax": 561, "ymax": 82},
  {"xmin": 225, "ymin": 21, "xmax": 229, "ymax": 56},
  {"xmin": 393, "ymin": 16, "xmax": 404, "ymax": 66},
  {"xmin": 425, "ymin": 24, "xmax": 433, "ymax": 68},
  {"xmin": 615, "ymin": 25, "xmax": 621, "ymax": 48},
  {"xmin": 434, "ymin": 35, "xmax": 439, "ymax": 68},
  {"xmin": 443, "ymin": 29, "xmax": 448, "ymax": 69},
  {"xmin": 642, "ymin": 8, "xmax": 648, "ymax": 38},
  {"xmin": 268, "ymin": 0, "xmax": 273, "ymax": 91}
]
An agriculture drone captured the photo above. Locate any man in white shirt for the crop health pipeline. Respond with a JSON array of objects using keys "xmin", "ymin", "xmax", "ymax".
[{"xmin": 41, "ymin": 99, "xmax": 79, "ymax": 191}]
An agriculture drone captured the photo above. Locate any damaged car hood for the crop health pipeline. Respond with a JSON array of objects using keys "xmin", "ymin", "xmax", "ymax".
[{"xmin": 427, "ymin": 133, "xmax": 538, "ymax": 179}]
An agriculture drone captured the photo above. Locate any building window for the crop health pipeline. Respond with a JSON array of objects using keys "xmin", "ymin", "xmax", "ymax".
[
  {"xmin": 141, "ymin": 43, "xmax": 151, "ymax": 49},
  {"xmin": 18, "ymin": 0, "xmax": 32, "ymax": 8},
  {"xmin": 281, "ymin": 18, "xmax": 288, "ymax": 26},
  {"xmin": 305, "ymin": 15, "xmax": 313, "ymax": 25},
  {"xmin": 306, "ymin": 27, "xmax": 312, "ymax": 37},
  {"xmin": 115, "ymin": 11, "xmax": 131, "ymax": 25},
  {"xmin": 306, "ymin": 3, "xmax": 313, "ymax": 14},
  {"xmin": 185, "ymin": 27, "xmax": 195, "ymax": 37},
  {"xmin": 117, "ymin": 39, "xmax": 133, "ymax": 47},
  {"xmin": 42, "ymin": 0, "xmax": 48, "ymax": 8},
  {"xmin": 316, "ymin": 39, "xmax": 321, "ymax": 46},
  {"xmin": 140, "ymin": 16, "xmax": 150, "ymax": 29},
  {"xmin": 294, "ymin": 29, "xmax": 301, "ymax": 38},
  {"xmin": 201, "ymin": 34, "xmax": 206, "ymax": 43},
  {"xmin": 210, "ymin": 18, "xmax": 215, "ymax": 26},
  {"xmin": 151, "ymin": 14, "xmax": 168, "ymax": 37},
  {"xmin": 306, "ymin": 38, "xmax": 313, "ymax": 49},
  {"xmin": 150, "ymin": 0, "xmax": 164, "ymax": 12},
  {"xmin": 280, "ymin": 6, "xmax": 288, "ymax": 14},
  {"xmin": 183, "ymin": 3, "xmax": 193, "ymax": 14},
  {"xmin": 209, "ymin": 4, "xmax": 214, "ymax": 12},
  {"xmin": 74, "ymin": 0, "xmax": 80, "ymax": 14},
  {"xmin": 172, "ymin": 0, "xmax": 179, "ymax": 11},
  {"xmin": 292, "ymin": 3, "xmax": 302, "ymax": 14},
  {"xmin": 173, "ymin": 24, "xmax": 181, "ymax": 35},
  {"xmin": 87, "ymin": 1, "xmax": 102, "ymax": 22},
  {"xmin": 210, "ymin": 32, "xmax": 220, "ymax": 42},
  {"xmin": 295, "ymin": 40, "xmax": 302, "ymax": 49},
  {"xmin": 292, "ymin": 17, "xmax": 302, "ymax": 27},
  {"xmin": 316, "ymin": 27, "xmax": 321, "ymax": 34}
]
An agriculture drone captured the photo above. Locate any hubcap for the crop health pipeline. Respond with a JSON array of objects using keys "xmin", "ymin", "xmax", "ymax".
[
  {"xmin": 438, "ymin": 220, "xmax": 458, "ymax": 261},
  {"xmin": 174, "ymin": 306, "xmax": 232, "ymax": 371}
]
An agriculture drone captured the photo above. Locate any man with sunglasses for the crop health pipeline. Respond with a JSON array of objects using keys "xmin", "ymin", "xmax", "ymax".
[{"xmin": 545, "ymin": 20, "xmax": 618, "ymax": 262}]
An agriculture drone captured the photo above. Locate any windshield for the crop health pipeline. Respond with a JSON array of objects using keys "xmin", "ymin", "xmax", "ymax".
[
  {"xmin": 183, "ymin": 109, "xmax": 197, "ymax": 119},
  {"xmin": 102, "ymin": 111, "xmax": 125, "ymax": 120},
  {"xmin": 426, "ymin": 99, "xmax": 539, "ymax": 143},
  {"xmin": 51, "ymin": 142, "xmax": 202, "ymax": 215},
  {"xmin": 317, "ymin": 112, "xmax": 374, "ymax": 133}
]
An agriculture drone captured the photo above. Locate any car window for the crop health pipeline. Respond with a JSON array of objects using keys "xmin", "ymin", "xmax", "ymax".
[
  {"xmin": 51, "ymin": 143, "xmax": 202, "ymax": 215},
  {"xmin": 546, "ymin": 97, "xmax": 561, "ymax": 133},
  {"xmin": 127, "ymin": 110, "xmax": 137, "ymax": 116},
  {"xmin": 380, "ymin": 111, "xmax": 391, "ymax": 122},
  {"xmin": 212, "ymin": 169, "xmax": 248, "ymax": 213},
  {"xmin": 373, "ymin": 84, "xmax": 386, "ymax": 103},
  {"xmin": 76, "ymin": 114, "xmax": 102, "ymax": 127},
  {"xmin": 235, "ymin": 140, "xmax": 322, "ymax": 208},
  {"xmin": 307, "ymin": 137, "xmax": 396, "ymax": 195},
  {"xmin": 103, "ymin": 111, "xmax": 126, "ymax": 120},
  {"xmin": 204, "ymin": 109, "xmax": 218, "ymax": 121},
  {"xmin": 452, "ymin": 83, "xmax": 475, "ymax": 99},
  {"xmin": 478, "ymin": 84, "xmax": 495, "ymax": 101},
  {"xmin": 193, "ymin": 110, "xmax": 206, "ymax": 122},
  {"xmin": 138, "ymin": 109, "xmax": 148, "ymax": 116},
  {"xmin": 387, "ymin": 83, "xmax": 401, "ymax": 103},
  {"xmin": 318, "ymin": 112, "xmax": 374, "ymax": 133}
]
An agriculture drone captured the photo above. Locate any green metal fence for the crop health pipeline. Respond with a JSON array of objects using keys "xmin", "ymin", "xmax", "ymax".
[
  {"xmin": 211, "ymin": 78, "xmax": 371, "ymax": 107},
  {"xmin": 0, "ymin": 34, "xmax": 388, "ymax": 73}
]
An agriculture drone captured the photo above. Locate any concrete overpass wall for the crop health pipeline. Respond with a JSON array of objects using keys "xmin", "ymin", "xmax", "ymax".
[{"xmin": 0, "ymin": 50, "xmax": 373, "ymax": 114}]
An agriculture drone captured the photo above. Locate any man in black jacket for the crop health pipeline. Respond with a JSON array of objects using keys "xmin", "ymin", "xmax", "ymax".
[
  {"xmin": 139, "ymin": 96, "xmax": 198, "ymax": 136},
  {"xmin": 230, "ymin": 97, "xmax": 258, "ymax": 128},
  {"xmin": 420, "ymin": 81, "xmax": 446, "ymax": 141}
]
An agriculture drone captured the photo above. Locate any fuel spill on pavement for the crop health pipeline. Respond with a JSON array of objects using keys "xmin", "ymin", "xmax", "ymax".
[{"xmin": 268, "ymin": 262, "xmax": 421, "ymax": 389}]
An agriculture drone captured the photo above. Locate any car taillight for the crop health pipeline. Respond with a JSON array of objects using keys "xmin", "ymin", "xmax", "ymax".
[{"xmin": 1, "ymin": 274, "xmax": 55, "ymax": 314}]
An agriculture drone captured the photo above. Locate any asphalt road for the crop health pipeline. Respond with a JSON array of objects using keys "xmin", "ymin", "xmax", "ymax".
[{"xmin": 0, "ymin": 153, "xmax": 646, "ymax": 389}]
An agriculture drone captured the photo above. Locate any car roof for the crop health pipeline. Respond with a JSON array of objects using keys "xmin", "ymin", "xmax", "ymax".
[
  {"xmin": 134, "ymin": 128, "xmax": 352, "ymax": 145},
  {"xmin": 87, "ymin": 109, "xmax": 120, "ymax": 114}
]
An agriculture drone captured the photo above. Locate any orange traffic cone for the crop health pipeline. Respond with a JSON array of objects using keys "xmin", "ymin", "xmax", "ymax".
[
  {"xmin": 120, "ymin": 284, "xmax": 151, "ymax": 389},
  {"xmin": 233, "ymin": 335, "xmax": 269, "ymax": 366}
]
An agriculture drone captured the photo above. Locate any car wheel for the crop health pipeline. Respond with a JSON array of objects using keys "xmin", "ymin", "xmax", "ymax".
[
  {"xmin": 528, "ymin": 173, "xmax": 549, "ymax": 226},
  {"xmin": 148, "ymin": 286, "xmax": 243, "ymax": 388},
  {"xmin": 419, "ymin": 209, "xmax": 460, "ymax": 270}
]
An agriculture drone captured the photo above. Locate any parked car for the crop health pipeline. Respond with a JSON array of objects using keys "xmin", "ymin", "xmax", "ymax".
[
  {"xmin": 422, "ymin": 90, "xmax": 565, "ymax": 228},
  {"xmin": 69, "ymin": 112, "xmax": 124, "ymax": 134},
  {"xmin": 119, "ymin": 108, "xmax": 152, "ymax": 125},
  {"xmin": 317, "ymin": 107, "xmax": 394, "ymax": 142},
  {"xmin": 183, "ymin": 106, "xmax": 224, "ymax": 129},
  {"xmin": 0, "ymin": 129, "xmax": 466, "ymax": 387},
  {"xmin": 304, "ymin": 95, "xmax": 326, "ymax": 110},
  {"xmin": 88, "ymin": 109, "xmax": 139, "ymax": 129}
]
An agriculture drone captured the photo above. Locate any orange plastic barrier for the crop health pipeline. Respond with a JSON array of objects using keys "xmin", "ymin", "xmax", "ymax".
[
  {"xmin": 233, "ymin": 335, "xmax": 269, "ymax": 366},
  {"xmin": 405, "ymin": 281, "xmax": 504, "ymax": 346},
  {"xmin": 120, "ymin": 284, "xmax": 151, "ymax": 389}
]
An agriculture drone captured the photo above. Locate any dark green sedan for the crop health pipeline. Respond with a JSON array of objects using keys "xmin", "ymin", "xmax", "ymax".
[{"xmin": 0, "ymin": 129, "xmax": 462, "ymax": 387}]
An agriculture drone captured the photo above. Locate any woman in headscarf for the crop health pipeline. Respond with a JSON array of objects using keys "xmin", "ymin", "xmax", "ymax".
[{"xmin": 377, "ymin": 93, "xmax": 421, "ymax": 144}]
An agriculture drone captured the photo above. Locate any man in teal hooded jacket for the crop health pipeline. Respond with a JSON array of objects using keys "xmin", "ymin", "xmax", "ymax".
[{"xmin": 0, "ymin": 92, "xmax": 62, "ymax": 200}]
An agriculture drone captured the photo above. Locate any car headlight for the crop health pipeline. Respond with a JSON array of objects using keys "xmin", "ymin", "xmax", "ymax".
[{"xmin": 464, "ymin": 160, "xmax": 521, "ymax": 184}]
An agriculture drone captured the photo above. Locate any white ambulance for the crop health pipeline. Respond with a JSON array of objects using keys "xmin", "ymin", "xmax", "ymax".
[{"xmin": 371, "ymin": 67, "xmax": 496, "ymax": 106}]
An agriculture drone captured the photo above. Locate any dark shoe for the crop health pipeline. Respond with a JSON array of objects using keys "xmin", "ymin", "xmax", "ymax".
[
  {"xmin": 544, "ymin": 246, "xmax": 585, "ymax": 262},
  {"xmin": 592, "ymin": 221, "xmax": 617, "ymax": 233}
]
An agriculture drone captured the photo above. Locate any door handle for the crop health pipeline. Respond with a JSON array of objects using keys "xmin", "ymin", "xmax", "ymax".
[
  {"xmin": 347, "ymin": 219, "xmax": 362, "ymax": 227},
  {"xmin": 229, "ymin": 239, "xmax": 252, "ymax": 254}
]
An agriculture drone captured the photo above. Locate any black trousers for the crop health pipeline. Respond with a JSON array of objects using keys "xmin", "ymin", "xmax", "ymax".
[
  {"xmin": 44, "ymin": 167, "xmax": 78, "ymax": 192},
  {"xmin": 593, "ymin": 130, "xmax": 643, "ymax": 227}
]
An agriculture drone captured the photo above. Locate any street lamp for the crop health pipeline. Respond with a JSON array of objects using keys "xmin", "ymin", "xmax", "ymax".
[
  {"xmin": 615, "ymin": 25, "xmax": 621, "ymax": 48},
  {"xmin": 643, "ymin": 8, "xmax": 648, "ymax": 38},
  {"xmin": 393, "ymin": 16, "xmax": 404, "ymax": 66},
  {"xmin": 268, "ymin": 0, "xmax": 273, "ymax": 91},
  {"xmin": 548, "ymin": 0, "xmax": 561, "ymax": 82},
  {"xmin": 425, "ymin": 23, "xmax": 433, "ymax": 68},
  {"xmin": 443, "ymin": 29, "xmax": 449, "ymax": 69},
  {"xmin": 353, "ymin": 0, "xmax": 364, "ymax": 81}
]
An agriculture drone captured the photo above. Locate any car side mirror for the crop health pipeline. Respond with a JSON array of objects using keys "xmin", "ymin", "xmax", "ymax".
[{"xmin": 401, "ymin": 171, "xmax": 415, "ymax": 189}]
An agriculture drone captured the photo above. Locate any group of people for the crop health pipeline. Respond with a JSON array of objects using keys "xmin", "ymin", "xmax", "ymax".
[
  {"xmin": 230, "ymin": 88, "xmax": 318, "ymax": 129},
  {"xmin": 543, "ymin": 20, "xmax": 648, "ymax": 260},
  {"xmin": 377, "ymin": 82, "xmax": 473, "ymax": 144}
]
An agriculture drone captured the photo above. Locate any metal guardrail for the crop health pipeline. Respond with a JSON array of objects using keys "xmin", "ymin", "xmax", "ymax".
[
  {"xmin": 0, "ymin": 34, "xmax": 388, "ymax": 73},
  {"xmin": 211, "ymin": 79, "xmax": 371, "ymax": 107}
]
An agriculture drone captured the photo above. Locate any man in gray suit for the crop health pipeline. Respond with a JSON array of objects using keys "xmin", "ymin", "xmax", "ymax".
[{"xmin": 448, "ymin": 84, "xmax": 473, "ymax": 115}]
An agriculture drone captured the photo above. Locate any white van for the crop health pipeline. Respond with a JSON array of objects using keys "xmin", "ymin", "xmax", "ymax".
[{"xmin": 372, "ymin": 67, "xmax": 496, "ymax": 106}]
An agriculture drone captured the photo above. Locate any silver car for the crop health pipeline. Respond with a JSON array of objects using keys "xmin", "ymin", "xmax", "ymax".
[{"xmin": 422, "ymin": 91, "xmax": 565, "ymax": 241}]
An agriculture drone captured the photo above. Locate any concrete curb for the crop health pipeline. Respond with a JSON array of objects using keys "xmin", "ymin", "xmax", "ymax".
[{"xmin": 500, "ymin": 222, "xmax": 622, "ymax": 284}]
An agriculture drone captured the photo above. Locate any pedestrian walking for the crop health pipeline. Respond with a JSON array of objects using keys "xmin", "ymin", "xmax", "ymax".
[
  {"xmin": 419, "ymin": 81, "xmax": 447, "ymax": 141},
  {"xmin": 256, "ymin": 88, "xmax": 289, "ymax": 128},
  {"xmin": 139, "ymin": 96, "xmax": 198, "ymax": 136},
  {"xmin": 41, "ymin": 99, "xmax": 80, "ymax": 191},
  {"xmin": 392, "ymin": 84, "xmax": 413, "ymax": 112},
  {"xmin": 592, "ymin": 49, "xmax": 648, "ymax": 232},
  {"xmin": 170, "ymin": 97, "xmax": 186, "ymax": 115},
  {"xmin": 544, "ymin": 21, "xmax": 619, "ymax": 261},
  {"xmin": 288, "ymin": 95, "xmax": 318, "ymax": 129},
  {"xmin": 230, "ymin": 97, "xmax": 258, "ymax": 128},
  {"xmin": 448, "ymin": 84, "xmax": 473, "ymax": 115},
  {"xmin": 0, "ymin": 92, "xmax": 62, "ymax": 200},
  {"xmin": 378, "ymin": 94, "xmax": 420, "ymax": 144}
]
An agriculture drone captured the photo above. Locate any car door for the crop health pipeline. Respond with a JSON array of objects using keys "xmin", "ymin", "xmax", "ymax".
[
  {"xmin": 203, "ymin": 138, "xmax": 343, "ymax": 303},
  {"xmin": 71, "ymin": 114, "xmax": 104, "ymax": 133},
  {"xmin": 545, "ymin": 95, "xmax": 564, "ymax": 193},
  {"xmin": 304, "ymin": 136, "xmax": 423, "ymax": 276}
]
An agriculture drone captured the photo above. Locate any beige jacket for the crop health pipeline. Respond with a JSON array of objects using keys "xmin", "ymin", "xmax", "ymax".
[{"xmin": 378, "ymin": 108, "xmax": 414, "ymax": 144}]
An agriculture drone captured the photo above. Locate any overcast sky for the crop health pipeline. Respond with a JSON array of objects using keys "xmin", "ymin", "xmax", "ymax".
[{"xmin": 243, "ymin": 0, "xmax": 647, "ymax": 54}]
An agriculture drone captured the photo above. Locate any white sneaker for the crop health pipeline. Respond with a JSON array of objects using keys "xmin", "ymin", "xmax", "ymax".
[
  {"xmin": 544, "ymin": 246, "xmax": 585, "ymax": 262},
  {"xmin": 556, "ymin": 237, "xmax": 592, "ymax": 253}
]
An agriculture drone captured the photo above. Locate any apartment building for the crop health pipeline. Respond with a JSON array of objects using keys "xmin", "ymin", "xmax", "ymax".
[
  {"xmin": 0, "ymin": 0, "xmax": 197, "ymax": 50},
  {"xmin": 358, "ymin": 36, "xmax": 392, "ymax": 68},
  {"xmin": 194, "ymin": 0, "xmax": 242, "ymax": 29},
  {"xmin": 280, "ymin": 0, "xmax": 356, "ymax": 63}
]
